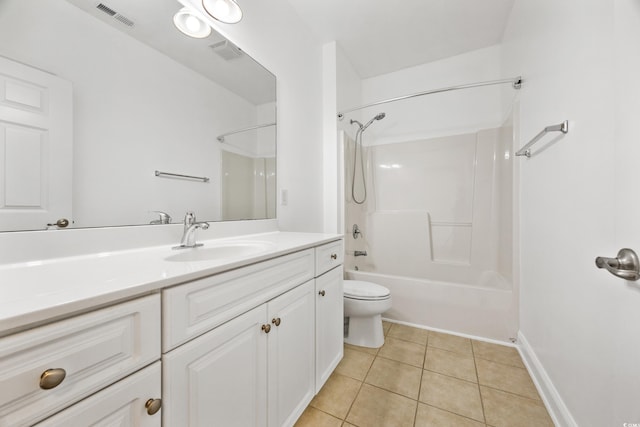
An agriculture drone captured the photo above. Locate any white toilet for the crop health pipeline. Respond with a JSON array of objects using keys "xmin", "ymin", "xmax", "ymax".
[{"xmin": 343, "ymin": 280, "xmax": 392, "ymax": 348}]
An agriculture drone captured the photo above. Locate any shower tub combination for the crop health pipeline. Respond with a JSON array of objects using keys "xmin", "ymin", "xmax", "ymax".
[
  {"xmin": 342, "ymin": 111, "xmax": 517, "ymax": 341},
  {"xmin": 345, "ymin": 268, "xmax": 515, "ymax": 341}
]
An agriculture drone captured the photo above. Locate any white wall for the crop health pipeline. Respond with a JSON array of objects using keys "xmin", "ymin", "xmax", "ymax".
[
  {"xmin": 188, "ymin": 0, "xmax": 325, "ymax": 232},
  {"xmin": 503, "ymin": 0, "xmax": 640, "ymax": 425}
]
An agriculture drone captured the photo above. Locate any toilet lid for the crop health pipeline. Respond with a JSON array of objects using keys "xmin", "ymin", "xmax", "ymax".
[{"xmin": 344, "ymin": 280, "xmax": 391, "ymax": 300}]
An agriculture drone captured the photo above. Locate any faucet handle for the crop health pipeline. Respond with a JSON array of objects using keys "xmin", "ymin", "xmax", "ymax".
[
  {"xmin": 184, "ymin": 211, "xmax": 196, "ymax": 225},
  {"xmin": 150, "ymin": 211, "xmax": 172, "ymax": 224}
]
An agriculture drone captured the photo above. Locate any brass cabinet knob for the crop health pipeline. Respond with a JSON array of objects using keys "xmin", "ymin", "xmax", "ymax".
[
  {"xmin": 330, "ymin": 253, "xmax": 337, "ymax": 260},
  {"xmin": 262, "ymin": 324, "xmax": 271, "ymax": 333},
  {"xmin": 145, "ymin": 398, "xmax": 162, "ymax": 415},
  {"xmin": 39, "ymin": 368, "xmax": 66, "ymax": 390},
  {"xmin": 318, "ymin": 290, "xmax": 326, "ymax": 297},
  {"xmin": 272, "ymin": 317, "xmax": 281, "ymax": 326}
]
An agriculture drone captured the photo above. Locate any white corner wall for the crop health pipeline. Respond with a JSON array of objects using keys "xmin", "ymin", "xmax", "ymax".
[
  {"xmin": 503, "ymin": 0, "xmax": 640, "ymax": 425},
  {"xmin": 200, "ymin": 0, "xmax": 325, "ymax": 232}
]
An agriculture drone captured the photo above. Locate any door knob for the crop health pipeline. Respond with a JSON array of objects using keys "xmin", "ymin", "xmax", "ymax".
[{"xmin": 595, "ymin": 248, "xmax": 640, "ymax": 281}]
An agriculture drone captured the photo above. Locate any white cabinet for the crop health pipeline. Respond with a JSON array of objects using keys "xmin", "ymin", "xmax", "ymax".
[
  {"xmin": 162, "ymin": 249, "xmax": 314, "ymax": 352},
  {"xmin": 163, "ymin": 305, "xmax": 268, "ymax": 427},
  {"xmin": 0, "ymin": 295, "xmax": 161, "ymax": 427},
  {"xmin": 163, "ymin": 280, "xmax": 315, "ymax": 427},
  {"xmin": 267, "ymin": 280, "xmax": 315, "ymax": 427},
  {"xmin": 2, "ymin": 237, "xmax": 344, "ymax": 427},
  {"xmin": 35, "ymin": 362, "xmax": 162, "ymax": 427},
  {"xmin": 315, "ymin": 266, "xmax": 344, "ymax": 392}
]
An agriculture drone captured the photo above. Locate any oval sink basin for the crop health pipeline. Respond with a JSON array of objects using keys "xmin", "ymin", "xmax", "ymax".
[{"xmin": 165, "ymin": 241, "xmax": 275, "ymax": 262}]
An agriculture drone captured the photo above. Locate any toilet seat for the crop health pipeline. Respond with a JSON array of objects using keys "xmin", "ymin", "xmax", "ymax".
[{"xmin": 344, "ymin": 280, "xmax": 391, "ymax": 301}]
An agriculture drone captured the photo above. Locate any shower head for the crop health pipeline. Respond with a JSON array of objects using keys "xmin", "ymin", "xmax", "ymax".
[{"xmin": 361, "ymin": 112, "xmax": 386, "ymax": 131}]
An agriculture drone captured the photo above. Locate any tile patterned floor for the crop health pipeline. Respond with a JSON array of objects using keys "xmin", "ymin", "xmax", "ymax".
[{"xmin": 295, "ymin": 322, "xmax": 554, "ymax": 427}]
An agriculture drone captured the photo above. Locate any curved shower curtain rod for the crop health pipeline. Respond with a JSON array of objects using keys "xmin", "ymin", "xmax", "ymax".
[{"xmin": 336, "ymin": 76, "xmax": 522, "ymax": 120}]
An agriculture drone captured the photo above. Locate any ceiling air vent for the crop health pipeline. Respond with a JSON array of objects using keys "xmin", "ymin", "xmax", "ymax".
[
  {"xmin": 96, "ymin": 3, "xmax": 116, "ymax": 16},
  {"xmin": 95, "ymin": 2, "xmax": 135, "ymax": 28},
  {"xmin": 114, "ymin": 14, "xmax": 134, "ymax": 27}
]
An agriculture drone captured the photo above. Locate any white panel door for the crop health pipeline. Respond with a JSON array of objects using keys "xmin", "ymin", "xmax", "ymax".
[
  {"xmin": 315, "ymin": 267, "xmax": 344, "ymax": 392},
  {"xmin": 267, "ymin": 280, "xmax": 315, "ymax": 427},
  {"xmin": 162, "ymin": 305, "xmax": 268, "ymax": 427},
  {"xmin": 0, "ymin": 56, "xmax": 72, "ymax": 231}
]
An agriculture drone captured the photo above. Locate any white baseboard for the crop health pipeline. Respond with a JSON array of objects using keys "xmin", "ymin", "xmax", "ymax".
[{"xmin": 517, "ymin": 331, "xmax": 577, "ymax": 427}]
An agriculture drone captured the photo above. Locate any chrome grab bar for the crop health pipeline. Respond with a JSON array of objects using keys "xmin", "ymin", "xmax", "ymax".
[
  {"xmin": 595, "ymin": 248, "xmax": 640, "ymax": 281},
  {"xmin": 516, "ymin": 120, "xmax": 569, "ymax": 157}
]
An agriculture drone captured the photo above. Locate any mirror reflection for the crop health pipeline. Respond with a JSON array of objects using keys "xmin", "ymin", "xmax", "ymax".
[{"xmin": 0, "ymin": 0, "xmax": 276, "ymax": 232}]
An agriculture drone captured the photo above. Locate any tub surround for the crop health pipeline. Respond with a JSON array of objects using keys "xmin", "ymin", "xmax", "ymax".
[{"xmin": 0, "ymin": 230, "xmax": 342, "ymax": 336}]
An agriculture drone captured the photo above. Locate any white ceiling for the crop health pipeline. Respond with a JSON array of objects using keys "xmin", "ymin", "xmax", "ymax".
[{"xmin": 285, "ymin": 0, "xmax": 515, "ymax": 79}]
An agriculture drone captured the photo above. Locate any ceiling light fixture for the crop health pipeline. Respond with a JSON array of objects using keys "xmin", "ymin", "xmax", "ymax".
[
  {"xmin": 202, "ymin": 0, "xmax": 243, "ymax": 24},
  {"xmin": 173, "ymin": 7, "xmax": 212, "ymax": 38}
]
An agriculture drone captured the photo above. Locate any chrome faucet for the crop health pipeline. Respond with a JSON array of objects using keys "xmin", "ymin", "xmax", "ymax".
[
  {"xmin": 150, "ymin": 210, "xmax": 172, "ymax": 225},
  {"xmin": 173, "ymin": 212, "xmax": 209, "ymax": 249}
]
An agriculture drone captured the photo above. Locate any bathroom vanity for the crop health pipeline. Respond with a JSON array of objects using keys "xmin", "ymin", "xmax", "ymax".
[{"xmin": 0, "ymin": 232, "xmax": 344, "ymax": 427}]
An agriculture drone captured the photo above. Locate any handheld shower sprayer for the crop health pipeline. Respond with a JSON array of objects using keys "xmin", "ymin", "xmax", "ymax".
[
  {"xmin": 349, "ymin": 112, "xmax": 386, "ymax": 205},
  {"xmin": 350, "ymin": 112, "xmax": 385, "ymax": 132}
]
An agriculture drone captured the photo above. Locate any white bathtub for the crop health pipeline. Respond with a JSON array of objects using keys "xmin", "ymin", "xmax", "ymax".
[{"xmin": 345, "ymin": 269, "xmax": 518, "ymax": 342}]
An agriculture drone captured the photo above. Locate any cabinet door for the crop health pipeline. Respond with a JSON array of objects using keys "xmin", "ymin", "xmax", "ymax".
[
  {"xmin": 267, "ymin": 280, "xmax": 315, "ymax": 427},
  {"xmin": 34, "ymin": 362, "xmax": 161, "ymax": 427},
  {"xmin": 315, "ymin": 267, "xmax": 344, "ymax": 392},
  {"xmin": 163, "ymin": 305, "xmax": 268, "ymax": 427}
]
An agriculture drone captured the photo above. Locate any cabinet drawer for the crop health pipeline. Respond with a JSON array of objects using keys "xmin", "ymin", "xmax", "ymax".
[
  {"xmin": 163, "ymin": 249, "xmax": 314, "ymax": 351},
  {"xmin": 0, "ymin": 294, "xmax": 161, "ymax": 427},
  {"xmin": 35, "ymin": 362, "xmax": 161, "ymax": 427},
  {"xmin": 315, "ymin": 240, "xmax": 344, "ymax": 277}
]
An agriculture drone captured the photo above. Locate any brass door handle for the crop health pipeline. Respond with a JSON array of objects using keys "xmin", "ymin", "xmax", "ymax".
[
  {"xmin": 330, "ymin": 253, "xmax": 337, "ymax": 260},
  {"xmin": 272, "ymin": 317, "xmax": 281, "ymax": 326},
  {"xmin": 39, "ymin": 368, "xmax": 66, "ymax": 390},
  {"xmin": 262, "ymin": 324, "xmax": 271, "ymax": 333},
  {"xmin": 145, "ymin": 398, "xmax": 162, "ymax": 415},
  {"xmin": 318, "ymin": 290, "xmax": 326, "ymax": 297},
  {"xmin": 47, "ymin": 218, "xmax": 70, "ymax": 228}
]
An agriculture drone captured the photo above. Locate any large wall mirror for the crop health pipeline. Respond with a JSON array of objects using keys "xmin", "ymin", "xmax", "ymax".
[{"xmin": 0, "ymin": 0, "xmax": 276, "ymax": 232}]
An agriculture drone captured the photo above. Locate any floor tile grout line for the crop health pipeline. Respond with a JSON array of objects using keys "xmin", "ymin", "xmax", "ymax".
[
  {"xmin": 479, "ymin": 383, "xmax": 545, "ymax": 403},
  {"xmin": 471, "ymin": 340, "xmax": 488, "ymax": 425},
  {"xmin": 412, "ymin": 333, "xmax": 428, "ymax": 426},
  {"xmin": 420, "ymin": 402, "xmax": 492, "ymax": 426},
  {"xmin": 473, "ymin": 354, "xmax": 527, "ymax": 370},
  {"xmin": 342, "ymin": 345, "xmax": 378, "ymax": 425},
  {"xmin": 306, "ymin": 405, "xmax": 346, "ymax": 423},
  {"xmin": 376, "ymin": 352, "xmax": 425, "ymax": 370},
  {"xmin": 421, "ymin": 366, "xmax": 479, "ymax": 384}
]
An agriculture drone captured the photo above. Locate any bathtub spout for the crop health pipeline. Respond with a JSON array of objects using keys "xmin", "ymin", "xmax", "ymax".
[{"xmin": 354, "ymin": 251, "xmax": 368, "ymax": 257}]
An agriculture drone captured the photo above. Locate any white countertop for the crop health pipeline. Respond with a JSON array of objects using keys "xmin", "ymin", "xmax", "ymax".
[{"xmin": 0, "ymin": 231, "xmax": 342, "ymax": 336}]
